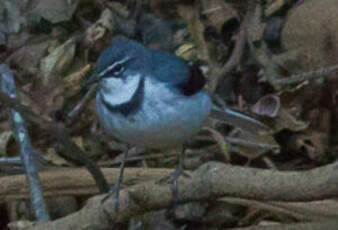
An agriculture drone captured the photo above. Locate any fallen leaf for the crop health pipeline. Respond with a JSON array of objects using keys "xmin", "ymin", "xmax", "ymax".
[
  {"xmin": 295, "ymin": 131, "xmax": 328, "ymax": 160},
  {"xmin": 226, "ymin": 131, "xmax": 280, "ymax": 160},
  {"xmin": 252, "ymin": 94, "xmax": 281, "ymax": 118},
  {"xmin": 44, "ymin": 148, "xmax": 71, "ymax": 166},
  {"xmin": 273, "ymin": 107, "xmax": 309, "ymax": 132},
  {"xmin": 175, "ymin": 42, "xmax": 197, "ymax": 61},
  {"xmin": 30, "ymin": 0, "xmax": 78, "ymax": 24},
  {"xmin": 0, "ymin": 0, "xmax": 27, "ymax": 34},
  {"xmin": 0, "ymin": 131, "xmax": 13, "ymax": 155},
  {"xmin": 40, "ymin": 38, "xmax": 76, "ymax": 82},
  {"xmin": 7, "ymin": 35, "xmax": 57, "ymax": 75},
  {"xmin": 201, "ymin": 0, "xmax": 238, "ymax": 34},
  {"xmin": 63, "ymin": 64, "xmax": 92, "ymax": 98}
]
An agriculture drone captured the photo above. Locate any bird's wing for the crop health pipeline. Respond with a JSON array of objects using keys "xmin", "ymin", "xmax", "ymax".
[{"xmin": 150, "ymin": 50, "xmax": 206, "ymax": 96}]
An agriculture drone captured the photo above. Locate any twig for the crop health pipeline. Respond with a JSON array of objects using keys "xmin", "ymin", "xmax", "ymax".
[
  {"xmin": 0, "ymin": 156, "xmax": 21, "ymax": 165},
  {"xmin": 67, "ymin": 84, "xmax": 97, "ymax": 124},
  {"xmin": 225, "ymin": 137, "xmax": 279, "ymax": 150},
  {"xmin": 0, "ymin": 68, "xmax": 109, "ymax": 193},
  {"xmin": 47, "ymin": 123, "xmax": 110, "ymax": 193},
  {"xmin": 222, "ymin": 14, "xmax": 247, "ymax": 75},
  {"xmin": 209, "ymin": 9, "xmax": 247, "ymax": 92},
  {"xmin": 274, "ymin": 65, "xmax": 338, "ymax": 85},
  {"xmin": 246, "ymin": 4, "xmax": 281, "ymax": 84},
  {"xmin": 230, "ymin": 220, "xmax": 338, "ymax": 230},
  {"xmin": 0, "ymin": 156, "xmax": 24, "ymax": 174},
  {"xmin": 0, "ymin": 167, "xmax": 172, "ymax": 199},
  {"xmin": 0, "ymin": 64, "xmax": 50, "ymax": 222}
]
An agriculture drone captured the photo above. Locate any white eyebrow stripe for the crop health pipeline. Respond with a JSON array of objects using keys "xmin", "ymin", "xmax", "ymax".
[{"xmin": 99, "ymin": 56, "xmax": 130, "ymax": 77}]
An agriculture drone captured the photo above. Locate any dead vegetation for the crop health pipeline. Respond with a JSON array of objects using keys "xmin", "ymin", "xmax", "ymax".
[{"xmin": 0, "ymin": 0, "xmax": 338, "ymax": 229}]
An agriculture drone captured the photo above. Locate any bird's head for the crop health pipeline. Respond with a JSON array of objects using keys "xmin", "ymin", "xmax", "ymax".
[{"xmin": 90, "ymin": 38, "xmax": 150, "ymax": 106}]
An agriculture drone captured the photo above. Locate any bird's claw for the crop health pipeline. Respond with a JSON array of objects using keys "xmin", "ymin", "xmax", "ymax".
[
  {"xmin": 100, "ymin": 184, "xmax": 121, "ymax": 213},
  {"xmin": 171, "ymin": 168, "xmax": 190, "ymax": 204},
  {"xmin": 157, "ymin": 168, "xmax": 190, "ymax": 184}
]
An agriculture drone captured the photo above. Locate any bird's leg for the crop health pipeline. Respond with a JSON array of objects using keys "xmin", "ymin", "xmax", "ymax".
[
  {"xmin": 112, "ymin": 147, "xmax": 129, "ymax": 213},
  {"xmin": 101, "ymin": 147, "xmax": 129, "ymax": 213},
  {"xmin": 179, "ymin": 143, "xmax": 186, "ymax": 172},
  {"xmin": 165, "ymin": 144, "xmax": 191, "ymax": 220},
  {"xmin": 172, "ymin": 143, "xmax": 190, "ymax": 204}
]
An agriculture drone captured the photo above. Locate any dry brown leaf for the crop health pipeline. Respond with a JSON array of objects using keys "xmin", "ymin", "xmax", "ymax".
[
  {"xmin": 265, "ymin": 0, "xmax": 289, "ymax": 17},
  {"xmin": 281, "ymin": 0, "xmax": 338, "ymax": 73},
  {"xmin": 252, "ymin": 94, "xmax": 281, "ymax": 118},
  {"xmin": 84, "ymin": 9, "xmax": 117, "ymax": 46},
  {"xmin": 6, "ymin": 36, "xmax": 57, "ymax": 76},
  {"xmin": 0, "ymin": 131, "xmax": 13, "ymax": 155},
  {"xmin": 272, "ymin": 200, "xmax": 338, "ymax": 220},
  {"xmin": 273, "ymin": 107, "xmax": 309, "ymax": 132},
  {"xmin": 63, "ymin": 64, "xmax": 92, "ymax": 98},
  {"xmin": 227, "ymin": 131, "xmax": 280, "ymax": 161},
  {"xmin": 177, "ymin": 4, "xmax": 209, "ymax": 61},
  {"xmin": 44, "ymin": 148, "xmax": 71, "ymax": 166},
  {"xmin": 202, "ymin": 126, "xmax": 230, "ymax": 162},
  {"xmin": 201, "ymin": 0, "xmax": 238, "ymax": 34},
  {"xmin": 175, "ymin": 42, "xmax": 197, "ymax": 61},
  {"xmin": 40, "ymin": 38, "xmax": 76, "ymax": 82},
  {"xmin": 0, "ymin": 0, "xmax": 27, "ymax": 34},
  {"xmin": 30, "ymin": 0, "xmax": 78, "ymax": 24},
  {"xmin": 295, "ymin": 131, "xmax": 328, "ymax": 160}
]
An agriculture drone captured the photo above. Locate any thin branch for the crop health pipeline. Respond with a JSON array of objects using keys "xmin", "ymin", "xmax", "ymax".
[
  {"xmin": 274, "ymin": 65, "xmax": 338, "ymax": 85},
  {"xmin": 0, "ymin": 156, "xmax": 21, "ymax": 165},
  {"xmin": 230, "ymin": 220, "xmax": 338, "ymax": 230},
  {"xmin": 0, "ymin": 64, "xmax": 50, "ymax": 222},
  {"xmin": 222, "ymin": 14, "xmax": 247, "ymax": 75},
  {"xmin": 225, "ymin": 137, "xmax": 278, "ymax": 149},
  {"xmin": 0, "ymin": 68, "xmax": 109, "ymax": 193},
  {"xmin": 67, "ymin": 85, "xmax": 97, "ymax": 124},
  {"xmin": 0, "ymin": 167, "xmax": 172, "ymax": 199}
]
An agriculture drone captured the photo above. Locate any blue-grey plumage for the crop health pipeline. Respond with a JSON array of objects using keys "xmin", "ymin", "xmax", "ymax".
[
  {"xmin": 97, "ymin": 75, "xmax": 211, "ymax": 148},
  {"xmin": 94, "ymin": 38, "xmax": 212, "ymax": 149},
  {"xmin": 92, "ymin": 38, "xmax": 270, "ymax": 212}
]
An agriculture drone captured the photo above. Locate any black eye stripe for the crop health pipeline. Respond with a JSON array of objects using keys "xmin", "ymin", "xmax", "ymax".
[{"xmin": 101, "ymin": 64, "xmax": 125, "ymax": 78}]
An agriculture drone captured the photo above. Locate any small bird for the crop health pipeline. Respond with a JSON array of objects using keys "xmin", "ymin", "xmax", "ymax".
[
  {"xmin": 94, "ymin": 39, "xmax": 211, "ymax": 151},
  {"xmin": 89, "ymin": 38, "xmax": 267, "ymax": 211}
]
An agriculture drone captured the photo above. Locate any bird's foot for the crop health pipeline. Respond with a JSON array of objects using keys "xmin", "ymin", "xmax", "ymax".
[
  {"xmin": 158, "ymin": 168, "xmax": 190, "ymax": 205},
  {"xmin": 160, "ymin": 168, "xmax": 191, "ymax": 222},
  {"xmin": 101, "ymin": 149, "xmax": 129, "ymax": 213},
  {"xmin": 158, "ymin": 167, "xmax": 190, "ymax": 183},
  {"xmin": 101, "ymin": 183, "xmax": 122, "ymax": 213},
  {"xmin": 171, "ymin": 168, "xmax": 190, "ymax": 204}
]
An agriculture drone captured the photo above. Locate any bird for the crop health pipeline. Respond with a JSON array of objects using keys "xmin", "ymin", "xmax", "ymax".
[{"xmin": 88, "ymin": 38, "xmax": 268, "ymax": 212}]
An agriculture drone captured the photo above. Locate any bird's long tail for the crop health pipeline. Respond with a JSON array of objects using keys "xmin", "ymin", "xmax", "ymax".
[{"xmin": 209, "ymin": 106, "xmax": 270, "ymax": 133}]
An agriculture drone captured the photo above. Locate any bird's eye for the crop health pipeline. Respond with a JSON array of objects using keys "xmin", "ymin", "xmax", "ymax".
[
  {"xmin": 102, "ymin": 63, "xmax": 125, "ymax": 78},
  {"xmin": 113, "ymin": 64, "xmax": 122, "ymax": 72}
]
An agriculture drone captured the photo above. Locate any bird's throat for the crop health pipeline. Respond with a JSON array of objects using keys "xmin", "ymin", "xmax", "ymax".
[{"xmin": 99, "ymin": 74, "xmax": 144, "ymax": 116}]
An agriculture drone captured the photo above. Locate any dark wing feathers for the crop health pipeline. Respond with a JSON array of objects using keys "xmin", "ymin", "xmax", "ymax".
[
  {"xmin": 150, "ymin": 50, "xmax": 206, "ymax": 96},
  {"xmin": 177, "ymin": 64, "xmax": 206, "ymax": 96}
]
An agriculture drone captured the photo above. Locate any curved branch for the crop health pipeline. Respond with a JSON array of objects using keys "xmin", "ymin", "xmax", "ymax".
[
  {"xmin": 230, "ymin": 220, "xmax": 338, "ymax": 230},
  {"xmin": 30, "ymin": 161, "xmax": 338, "ymax": 229}
]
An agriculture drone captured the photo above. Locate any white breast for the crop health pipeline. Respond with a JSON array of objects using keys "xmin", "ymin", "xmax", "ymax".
[{"xmin": 96, "ymin": 77, "xmax": 212, "ymax": 149}]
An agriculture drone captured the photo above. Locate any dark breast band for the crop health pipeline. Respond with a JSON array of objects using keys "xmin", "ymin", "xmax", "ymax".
[{"xmin": 99, "ymin": 77, "xmax": 145, "ymax": 117}]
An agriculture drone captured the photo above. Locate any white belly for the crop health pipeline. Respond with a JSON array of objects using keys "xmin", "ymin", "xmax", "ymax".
[{"xmin": 96, "ymin": 78, "xmax": 212, "ymax": 149}]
